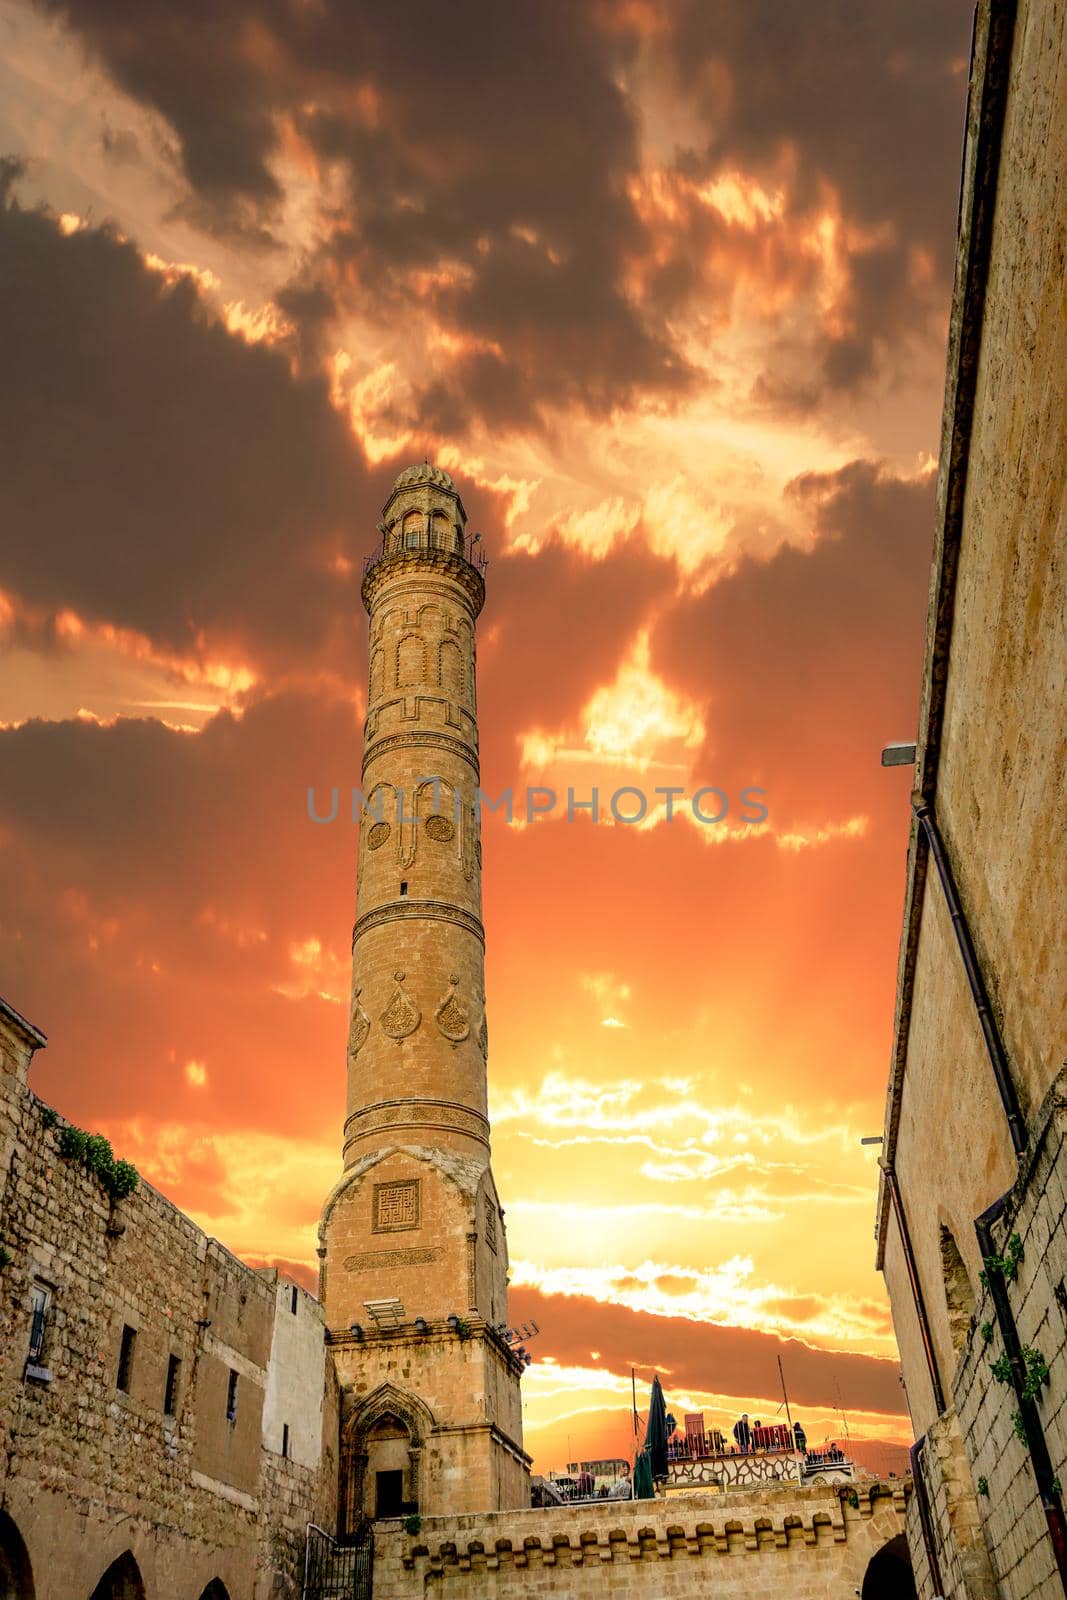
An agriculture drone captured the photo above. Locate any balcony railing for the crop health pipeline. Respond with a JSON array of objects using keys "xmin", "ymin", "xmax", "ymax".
[{"xmin": 362, "ymin": 533, "xmax": 488, "ymax": 579}]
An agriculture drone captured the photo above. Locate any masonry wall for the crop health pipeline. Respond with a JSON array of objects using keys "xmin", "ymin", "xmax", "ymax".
[
  {"xmin": 877, "ymin": 0, "xmax": 1066, "ymax": 1591},
  {"xmin": 947, "ymin": 1078, "xmax": 1067, "ymax": 1600},
  {"xmin": 0, "ymin": 1009, "xmax": 337, "ymax": 1600},
  {"xmin": 372, "ymin": 1483, "xmax": 909, "ymax": 1599}
]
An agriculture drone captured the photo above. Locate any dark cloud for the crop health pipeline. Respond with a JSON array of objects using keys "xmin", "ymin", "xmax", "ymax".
[
  {"xmin": 650, "ymin": 458, "xmax": 935, "ymax": 824},
  {"xmin": 510, "ymin": 1286, "xmax": 906, "ymax": 1420},
  {"xmin": 645, "ymin": 0, "xmax": 972, "ymax": 393},
  {"xmin": 37, "ymin": 0, "xmax": 690, "ymax": 426},
  {"xmin": 0, "ymin": 692, "xmax": 358, "ymax": 1137},
  {"xmin": 0, "ymin": 166, "xmax": 376, "ymax": 672}
]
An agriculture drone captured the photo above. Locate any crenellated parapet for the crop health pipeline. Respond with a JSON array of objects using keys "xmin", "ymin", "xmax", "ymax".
[{"xmin": 372, "ymin": 1483, "xmax": 911, "ymax": 1596}]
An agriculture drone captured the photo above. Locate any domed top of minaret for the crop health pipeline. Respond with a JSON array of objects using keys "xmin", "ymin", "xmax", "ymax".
[
  {"xmin": 380, "ymin": 460, "xmax": 467, "ymax": 527},
  {"xmin": 392, "ymin": 462, "xmax": 456, "ymax": 493}
]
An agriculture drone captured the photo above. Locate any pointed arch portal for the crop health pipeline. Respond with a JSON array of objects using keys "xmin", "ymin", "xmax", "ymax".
[
  {"xmin": 341, "ymin": 1382, "xmax": 436, "ymax": 1533},
  {"xmin": 89, "ymin": 1552, "xmax": 146, "ymax": 1600},
  {"xmin": 0, "ymin": 1511, "xmax": 35, "ymax": 1600},
  {"xmin": 862, "ymin": 1532, "xmax": 917, "ymax": 1599}
]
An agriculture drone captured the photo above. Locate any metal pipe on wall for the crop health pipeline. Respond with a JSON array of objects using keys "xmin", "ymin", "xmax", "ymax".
[{"xmin": 881, "ymin": 1161, "xmax": 946, "ymax": 1417}]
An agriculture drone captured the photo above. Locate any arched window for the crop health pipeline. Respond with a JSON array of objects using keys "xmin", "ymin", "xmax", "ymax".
[
  {"xmin": 89, "ymin": 1552, "xmax": 145, "ymax": 1600},
  {"xmin": 396, "ymin": 634, "xmax": 426, "ymax": 687},
  {"xmin": 940, "ymin": 1222, "xmax": 977, "ymax": 1356},
  {"xmin": 438, "ymin": 638, "xmax": 465, "ymax": 697},
  {"xmin": 0, "ymin": 1510, "xmax": 35, "ymax": 1600},
  {"xmin": 402, "ymin": 511, "xmax": 422, "ymax": 550},
  {"xmin": 369, "ymin": 648, "xmax": 384, "ymax": 702}
]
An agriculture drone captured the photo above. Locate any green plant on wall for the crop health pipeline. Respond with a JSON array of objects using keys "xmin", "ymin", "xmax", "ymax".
[
  {"xmin": 980, "ymin": 1233, "xmax": 1023, "ymax": 1288},
  {"xmin": 56, "ymin": 1121, "xmax": 139, "ymax": 1201},
  {"xmin": 990, "ymin": 1346, "xmax": 1049, "ymax": 1402},
  {"xmin": 0, "ymin": 1245, "xmax": 12, "ymax": 1270},
  {"xmin": 404, "ymin": 1514, "xmax": 422, "ymax": 1536}
]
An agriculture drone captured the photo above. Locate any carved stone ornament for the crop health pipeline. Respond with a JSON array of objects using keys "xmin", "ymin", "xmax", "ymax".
[
  {"xmin": 347, "ymin": 987, "xmax": 371, "ymax": 1060},
  {"xmin": 435, "ymin": 974, "xmax": 470, "ymax": 1044},
  {"xmin": 424, "ymin": 812, "xmax": 455, "ymax": 843},
  {"xmin": 477, "ymin": 1003, "xmax": 489, "ymax": 1061},
  {"xmin": 380, "ymin": 971, "xmax": 420, "ymax": 1041},
  {"xmin": 367, "ymin": 820, "xmax": 391, "ymax": 851}
]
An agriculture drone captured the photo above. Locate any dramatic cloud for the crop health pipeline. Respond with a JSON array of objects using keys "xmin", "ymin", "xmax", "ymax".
[{"xmin": 0, "ymin": 0, "xmax": 972, "ymax": 1470}]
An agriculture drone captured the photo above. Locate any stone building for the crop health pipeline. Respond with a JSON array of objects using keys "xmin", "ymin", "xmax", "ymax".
[
  {"xmin": 874, "ymin": 0, "xmax": 1066, "ymax": 1597},
  {"xmin": 0, "ymin": 997, "xmax": 338, "ymax": 1600}
]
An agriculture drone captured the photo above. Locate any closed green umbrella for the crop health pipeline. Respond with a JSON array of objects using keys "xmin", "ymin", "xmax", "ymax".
[
  {"xmin": 633, "ymin": 1446, "xmax": 654, "ymax": 1499},
  {"xmin": 646, "ymin": 1375, "xmax": 670, "ymax": 1480}
]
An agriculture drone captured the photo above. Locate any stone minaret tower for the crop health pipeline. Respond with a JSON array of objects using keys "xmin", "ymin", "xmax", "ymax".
[{"xmin": 319, "ymin": 464, "xmax": 529, "ymax": 1526}]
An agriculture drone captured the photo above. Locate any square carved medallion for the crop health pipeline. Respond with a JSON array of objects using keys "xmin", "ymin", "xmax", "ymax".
[{"xmin": 373, "ymin": 1179, "xmax": 421, "ymax": 1233}]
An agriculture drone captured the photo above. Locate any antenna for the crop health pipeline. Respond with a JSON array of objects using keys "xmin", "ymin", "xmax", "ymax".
[{"xmin": 777, "ymin": 1356, "xmax": 803, "ymax": 1486}]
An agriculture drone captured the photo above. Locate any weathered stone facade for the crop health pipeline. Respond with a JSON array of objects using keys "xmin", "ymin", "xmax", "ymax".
[
  {"xmin": 876, "ymin": 0, "xmax": 1067, "ymax": 1595},
  {"xmin": 0, "ymin": 999, "xmax": 338, "ymax": 1600},
  {"xmin": 320, "ymin": 463, "xmax": 529, "ymax": 1526},
  {"xmin": 371, "ymin": 1483, "xmax": 911, "ymax": 1598}
]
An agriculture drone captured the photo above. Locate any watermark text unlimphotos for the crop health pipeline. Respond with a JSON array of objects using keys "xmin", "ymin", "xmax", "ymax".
[{"xmin": 306, "ymin": 779, "xmax": 767, "ymax": 827}]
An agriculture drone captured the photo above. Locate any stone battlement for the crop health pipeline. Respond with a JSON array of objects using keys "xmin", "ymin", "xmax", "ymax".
[{"xmin": 373, "ymin": 1482, "xmax": 910, "ymax": 1597}]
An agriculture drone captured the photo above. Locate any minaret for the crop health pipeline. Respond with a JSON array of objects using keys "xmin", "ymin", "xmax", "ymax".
[{"xmin": 319, "ymin": 464, "xmax": 529, "ymax": 1525}]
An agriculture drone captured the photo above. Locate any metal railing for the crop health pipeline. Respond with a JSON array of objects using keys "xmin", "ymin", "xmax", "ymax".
[
  {"xmin": 303, "ymin": 1521, "xmax": 373, "ymax": 1599},
  {"xmin": 362, "ymin": 534, "xmax": 488, "ymax": 579}
]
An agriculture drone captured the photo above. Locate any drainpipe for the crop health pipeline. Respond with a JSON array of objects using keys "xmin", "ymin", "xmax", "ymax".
[
  {"xmin": 912, "ymin": 799, "xmax": 1026, "ymax": 1156},
  {"xmin": 909, "ymin": 1439, "xmax": 945, "ymax": 1599},
  {"xmin": 975, "ymin": 1197, "xmax": 1067, "ymax": 1594},
  {"xmin": 881, "ymin": 1160, "xmax": 946, "ymax": 1416}
]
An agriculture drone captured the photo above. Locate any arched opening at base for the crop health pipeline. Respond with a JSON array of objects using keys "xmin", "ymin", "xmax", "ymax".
[
  {"xmin": 0, "ymin": 1511, "xmax": 35, "ymax": 1600},
  {"xmin": 198, "ymin": 1584, "xmax": 231, "ymax": 1600},
  {"xmin": 366, "ymin": 1413, "xmax": 418, "ymax": 1519},
  {"xmin": 862, "ymin": 1532, "xmax": 917, "ymax": 1600},
  {"xmin": 89, "ymin": 1552, "xmax": 146, "ymax": 1600}
]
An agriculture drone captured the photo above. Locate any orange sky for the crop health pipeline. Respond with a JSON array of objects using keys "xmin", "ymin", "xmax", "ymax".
[{"xmin": 0, "ymin": 0, "xmax": 976, "ymax": 1476}]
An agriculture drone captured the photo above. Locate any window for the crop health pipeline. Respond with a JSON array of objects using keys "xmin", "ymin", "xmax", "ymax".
[
  {"xmin": 282, "ymin": 1422, "xmax": 290, "ymax": 1459},
  {"xmin": 27, "ymin": 1284, "xmax": 50, "ymax": 1364},
  {"xmin": 116, "ymin": 1324, "xmax": 136, "ymax": 1392},
  {"xmin": 226, "ymin": 1368, "xmax": 239, "ymax": 1422},
  {"xmin": 405, "ymin": 530, "xmax": 420, "ymax": 549},
  {"xmin": 164, "ymin": 1354, "xmax": 181, "ymax": 1416},
  {"xmin": 399, "ymin": 881, "xmax": 408, "ymax": 897},
  {"xmin": 290, "ymin": 1284, "xmax": 299, "ymax": 1315}
]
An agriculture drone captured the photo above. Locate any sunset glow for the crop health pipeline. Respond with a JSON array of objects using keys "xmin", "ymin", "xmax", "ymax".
[{"xmin": 0, "ymin": 0, "xmax": 977, "ymax": 1480}]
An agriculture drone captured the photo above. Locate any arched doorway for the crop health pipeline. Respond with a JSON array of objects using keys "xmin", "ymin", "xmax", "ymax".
[
  {"xmin": 862, "ymin": 1532, "xmax": 917, "ymax": 1599},
  {"xmin": 198, "ymin": 1584, "xmax": 230, "ymax": 1600},
  {"xmin": 0, "ymin": 1511, "xmax": 35, "ymax": 1600},
  {"xmin": 89, "ymin": 1552, "xmax": 146, "ymax": 1600},
  {"xmin": 365, "ymin": 1413, "xmax": 417, "ymax": 1519},
  {"xmin": 340, "ymin": 1382, "xmax": 435, "ymax": 1532}
]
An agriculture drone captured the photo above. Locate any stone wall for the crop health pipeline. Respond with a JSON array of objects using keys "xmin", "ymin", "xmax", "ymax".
[
  {"xmin": 372, "ymin": 1482, "xmax": 909, "ymax": 1598},
  {"xmin": 0, "ymin": 1003, "xmax": 337, "ymax": 1600},
  {"xmin": 948, "ymin": 1078, "xmax": 1067, "ymax": 1600},
  {"xmin": 876, "ymin": 0, "xmax": 1066, "ymax": 1591}
]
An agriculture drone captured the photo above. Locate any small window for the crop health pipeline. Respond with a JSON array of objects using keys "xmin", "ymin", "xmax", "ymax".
[
  {"xmin": 405, "ymin": 530, "xmax": 420, "ymax": 549},
  {"xmin": 164, "ymin": 1354, "xmax": 181, "ymax": 1416},
  {"xmin": 117, "ymin": 1324, "xmax": 136, "ymax": 1392},
  {"xmin": 399, "ymin": 881, "xmax": 408, "ymax": 897},
  {"xmin": 290, "ymin": 1284, "xmax": 299, "ymax": 1315},
  {"xmin": 282, "ymin": 1422, "xmax": 290, "ymax": 1459},
  {"xmin": 226, "ymin": 1368, "xmax": 239, "ymax": 1422},
  {"xmin": 27, "ymin": 1284, "xmax": 50, "ymax": 1364}
]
